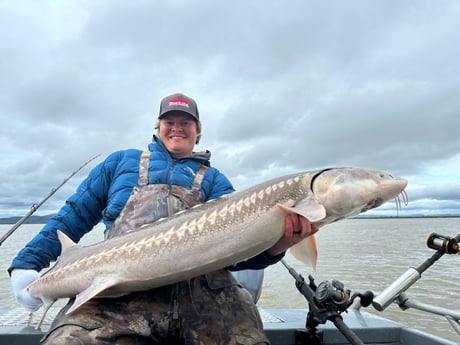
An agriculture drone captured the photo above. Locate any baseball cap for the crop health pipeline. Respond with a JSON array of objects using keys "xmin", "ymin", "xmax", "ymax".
[{"xmin": 158, "ymin": 93, "xmax": 199, "ymax": 121}]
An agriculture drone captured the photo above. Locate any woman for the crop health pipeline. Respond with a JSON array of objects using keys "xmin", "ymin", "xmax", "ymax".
[{"xmin": 10, "ymin": 93, "xmax": 316, "ymax": 345}]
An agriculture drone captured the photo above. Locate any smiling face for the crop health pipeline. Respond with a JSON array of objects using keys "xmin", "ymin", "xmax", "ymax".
[{"xmin": 157, "ymin": 112, "xmax": 200, "ymax": 158}]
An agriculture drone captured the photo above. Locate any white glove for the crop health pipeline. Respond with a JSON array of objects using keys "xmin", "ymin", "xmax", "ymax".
[{"xmin": 11, "ymin": 269, "xmax": 43, "ymax": 311}]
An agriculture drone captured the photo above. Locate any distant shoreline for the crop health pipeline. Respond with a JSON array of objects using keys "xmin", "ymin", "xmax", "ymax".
[
  {"xmin": 354, "ymin": 214, "xmax": 460, "ymax": 219},
  {"xmin": 0, "ymin": 214, "xmax": 55, "ymax": 225}
]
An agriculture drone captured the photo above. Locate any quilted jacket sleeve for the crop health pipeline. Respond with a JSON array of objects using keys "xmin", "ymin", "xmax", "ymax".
[{"xmin": 8, "ymin": 153, "xmax": 120, "ymax": 274}]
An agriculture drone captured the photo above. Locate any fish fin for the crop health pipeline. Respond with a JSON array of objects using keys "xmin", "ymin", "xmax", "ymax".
[
  {"xmin": 277, "ymin": 197, "xmax": 326, "ymax": 222},
  {"xmin": 66, "ymin": 277, "xmax": 121, "ymax": 315},
  {"xmin": 35, "ymin": 298, "xmax": 57, "ymax": 331},
  {"xmin": 289, "ymin": 235, "xmax": 318, "ymax": 270},
  {"xmin": 57, "ymin": 230, "xmax": 78, "ymax": 251}
]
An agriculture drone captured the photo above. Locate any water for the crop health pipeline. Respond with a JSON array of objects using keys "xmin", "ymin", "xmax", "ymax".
[{"xmin": 0, "ymin": 218, "xmax": 459, "ymax": 342}]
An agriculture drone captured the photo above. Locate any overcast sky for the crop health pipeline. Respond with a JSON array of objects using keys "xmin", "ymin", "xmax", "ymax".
[{"xmin": 1, "ymin": 1, "xmax": 459, "ymax": 219}]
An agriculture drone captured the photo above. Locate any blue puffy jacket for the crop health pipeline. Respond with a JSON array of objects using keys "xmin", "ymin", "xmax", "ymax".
[{"xmin": 9, "ymin": 137, "xmax": 282, "ymax": 274}]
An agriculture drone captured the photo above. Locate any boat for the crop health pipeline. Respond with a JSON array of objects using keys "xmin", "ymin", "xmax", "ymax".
[{"xmin": 0, "ymin": 305, "xmax": 457, "ymax": 344}]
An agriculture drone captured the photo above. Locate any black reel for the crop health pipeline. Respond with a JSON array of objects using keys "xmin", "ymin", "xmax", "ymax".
[{"xmin": 315, "ymin": 279, "xmax": 350, "ymax": 311}]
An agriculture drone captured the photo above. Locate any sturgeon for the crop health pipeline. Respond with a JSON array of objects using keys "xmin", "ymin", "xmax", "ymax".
[{"xmin": 28, "ymin": 167, "xmax": 407, "ymax": 326}]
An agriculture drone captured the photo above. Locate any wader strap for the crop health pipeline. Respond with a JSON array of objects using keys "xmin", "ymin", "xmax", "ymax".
[
  {"xmin": 191, "ymin": 165, "xmax": 208, "ymax": 190},
  {"xmin": 138, "ymin": 151, "xmax": 151, "ymax": 186}
]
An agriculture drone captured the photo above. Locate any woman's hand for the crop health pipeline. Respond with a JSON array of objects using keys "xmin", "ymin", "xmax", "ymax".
[{"xmin": 266, "ymin": 213, "xmax": 319, "ymax": 257}]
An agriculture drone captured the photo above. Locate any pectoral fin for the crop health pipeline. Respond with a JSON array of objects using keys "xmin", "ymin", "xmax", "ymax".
[
  {"xmin": 66, "ymin": 277, "xmax": 121, "ymax": 315},
  {"xmin": 277, "ymin": 197, "xmax": 326, "ymax": 222},
  {"xmin": 276, "ymin": 197, "xmax": 323, "ymax": 269},
  {"xmin": 290, "ymin": 235, "xmax": 318, "ymax": 269}
]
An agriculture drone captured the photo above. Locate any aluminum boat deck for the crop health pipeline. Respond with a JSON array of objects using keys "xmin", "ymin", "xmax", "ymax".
[{"xmin": 0, "ymin": 307, "xmax": 457, "ymax": 345}]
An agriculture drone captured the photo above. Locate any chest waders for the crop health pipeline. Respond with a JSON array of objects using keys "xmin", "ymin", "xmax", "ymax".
[
  {"xmin": 105, "ymin": 151, "xmax": 208, "ymax": 240},
  {"xmin": 42, "ymin": 152, "xmax": 269, "ymax": 345}
]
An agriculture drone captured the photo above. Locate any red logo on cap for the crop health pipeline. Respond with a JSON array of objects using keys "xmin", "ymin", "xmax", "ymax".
[{"xmin": 168, "ymin": 98, "xmax": 190, "ymax": 108}]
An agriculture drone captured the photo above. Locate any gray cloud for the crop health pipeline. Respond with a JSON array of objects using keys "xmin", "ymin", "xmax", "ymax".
[{"xmin": 1, "ymin": 0, "xmax": 459, "ymax": 218}]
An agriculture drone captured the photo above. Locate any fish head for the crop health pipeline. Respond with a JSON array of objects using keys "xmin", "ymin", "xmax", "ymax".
[{"xmin": 307, "ymin": 167, "xmax": 408, "ymax": 223}]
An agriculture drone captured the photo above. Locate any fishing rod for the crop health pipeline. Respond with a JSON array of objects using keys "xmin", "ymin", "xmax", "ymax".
[{"xmin": 0, "ymin": 154, "xmax": 101, "ymax": 246}]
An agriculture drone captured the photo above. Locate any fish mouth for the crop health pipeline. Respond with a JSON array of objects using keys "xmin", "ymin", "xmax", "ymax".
[
  {"xmin": 361, "ymin": 190, "xmax": 409, "ymax": 213},
  {"xmin": 361, "ymin": 198, "xmax": 384, "ymax": 212}
]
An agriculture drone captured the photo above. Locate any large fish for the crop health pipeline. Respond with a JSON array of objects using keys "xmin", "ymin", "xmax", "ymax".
[{"xmin": 28, "ymin": 167, "xmax": 407, "ymax": 326}]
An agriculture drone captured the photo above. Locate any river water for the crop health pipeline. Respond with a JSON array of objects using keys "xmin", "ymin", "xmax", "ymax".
[{"xmin": 0, "ymin": 218, "xmax": 459, "ymax": 342}]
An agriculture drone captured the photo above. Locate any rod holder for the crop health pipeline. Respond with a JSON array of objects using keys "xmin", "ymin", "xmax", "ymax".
[{"xmin": 372, "ymin": 267, "xmax": 421, "ymax": 311}]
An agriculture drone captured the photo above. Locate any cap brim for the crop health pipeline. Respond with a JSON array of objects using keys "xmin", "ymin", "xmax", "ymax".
[{"xmin": 158, "ymin": 109, "xmax": 199, "ymax": 121}]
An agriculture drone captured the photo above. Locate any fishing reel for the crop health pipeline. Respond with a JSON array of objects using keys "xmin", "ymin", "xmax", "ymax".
[
  {"xmin": 315, "ymin": 279, "xmax": 350, "ymax": 311},
  {"xmin": 426, "ymin": 233, "xmax": 459, "ymax": 255},
  {"xmin": 281, "ymin": 259, "xmax": 374, "ymax": 345},
  {"xmin": 315, "ymin": 279, "xmax": 374, "ymax": 313}
]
